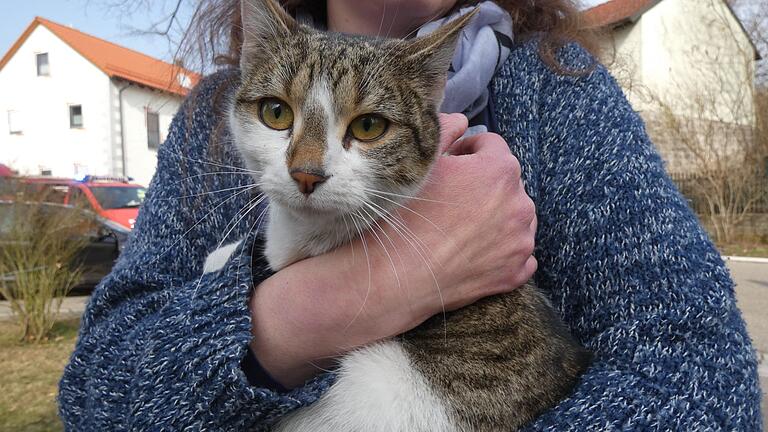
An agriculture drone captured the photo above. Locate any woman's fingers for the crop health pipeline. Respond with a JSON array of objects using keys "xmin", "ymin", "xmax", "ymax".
[
  {"xmin": 438, "ymin": 113, "xmax": 468, "ymax": 153},
  {"xmin": 446, "ymin": 132, "xmax": 511, "ymax": 158}
]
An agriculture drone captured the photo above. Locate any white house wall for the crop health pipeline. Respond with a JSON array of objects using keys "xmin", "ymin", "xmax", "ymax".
[
  {"xmin": 600, "ymin": 0, "xmax": 757, "ymax": 172},
  {"xmin": 0, "ymin": 25, "xmax": 112, "ymax": 177},
  {"xmin": 112, "ymin": 82, "xmax": 180, "ymax": 186},
  {"xmin": 640, "ymin": 0, "xmax": 755, "ymax": 125},
  {"xmin": 603, "ymin": 20, "xmax": 645, "ymax": 109}
]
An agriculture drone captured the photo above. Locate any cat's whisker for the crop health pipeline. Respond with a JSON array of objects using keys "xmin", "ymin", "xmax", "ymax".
[
  {"xmin": 362, "ymin": 201, "xmax": 448, "ymax": 339},
  {"xmin": 384, "ymin": 3, "xmax": 400, "ymax": 40},
  {"xmin": 158, "ymin": 183, "xmax": 261, "ymax": 201},
  {"xmin": 344, "ymin": 211, "xmax": 373, "ymax": 332},
  {"xmin": 365, "ymin": 200, "xmax": 435, "ymax": 266},
  {"xmin": 306, "ymin": 359, "xmax": 340, "ymax": 375},
  {"xmin": 362, "ymin": 204, "xmax": 409, "ymax": 269},
  {"xmin": 361, "ymin": 7, "xmax": 449, "ymax": 92},
  {"xmin": 192, "ymin": 193, "xmax": 267, "ymax": 299},
  {"xmin": 218, "ymin": 194, "xmax": 268, "ymax": 251},
  {"xmin": 236, "ymin": 202, "xmax": 271, "ymax": 289},
  {"xmin": 359, "ymin": 205, "xmax": 402, "ymax": 294},
  {"xmin": 364, "ymin": 195, "xmax": 442, "ymax": 266},
  {"xmin": 365, "ymin": 203, "xmax": 448, "ymax": 335},
  {"xmin": 169, "ymin": 153, "xmax": 259, "ymax": 174},
  {"xmin": 361, "ymin": 203, "xmax": 431, "ymax": 312},
  {"xmin": 170, "ymin": 171, "xmax": 258, "ymax": 187},
  {"xmin": 362, "ymin": 188, "xmax": 453, "ymax": 205},
  {"xmin": 377, "ymin": 3, "xmax": 387, "ymax": 38},
  {"xmin": 150, "ymin": 185, "xmax": 260, "ymax": 265},
  {"xmin": 366, "ymin": 191, "xmax": 470, "ymax": 267},
  {"xmin": 341, "ymin": 214, "xmax": 356, "ymax": 263}
]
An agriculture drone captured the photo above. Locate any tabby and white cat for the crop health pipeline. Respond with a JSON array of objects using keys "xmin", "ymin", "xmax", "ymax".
[{"xmin": 204, "ymin": 0, "xmax": 591, "ymax": 430}]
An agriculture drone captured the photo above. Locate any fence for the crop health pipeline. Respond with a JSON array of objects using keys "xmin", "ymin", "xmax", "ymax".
[{"xmin": 669, "ymin": 171, "xmax": 768, "ymax": 215}]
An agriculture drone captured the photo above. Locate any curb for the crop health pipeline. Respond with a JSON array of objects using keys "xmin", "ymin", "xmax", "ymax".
[
  {"xmin": 0, "ymin": 310, "xmax": 84, "ymax": 322},
  {"xmin": 722, "ymin": 256, "xmax": 768, "ymax": 264}
]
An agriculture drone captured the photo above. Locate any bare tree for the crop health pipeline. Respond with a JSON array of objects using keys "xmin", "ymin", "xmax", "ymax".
[
  {"xmin": 728, "ymin": 0, "xmax": 767, "ymax": 82},
  {"xmin": 84, "ymin": 0, "xmax": 235, "ymax": 74},
  {"xmin": 645, "ymin": 0, "xmax": 767, "ymax": 243}
]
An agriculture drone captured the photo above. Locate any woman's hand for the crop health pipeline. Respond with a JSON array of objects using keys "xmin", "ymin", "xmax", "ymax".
[{"xmin": 249, "ymin": 113, "xmax": 537, "ymax": 388}]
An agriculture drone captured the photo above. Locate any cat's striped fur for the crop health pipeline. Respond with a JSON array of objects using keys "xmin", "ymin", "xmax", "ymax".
[{"xmin": 209, "ymin": 0, "xmax": 591, "ymax": 430}]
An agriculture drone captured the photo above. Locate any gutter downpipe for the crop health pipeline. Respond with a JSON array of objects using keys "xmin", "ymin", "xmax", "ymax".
[{"xmin": 118, "ymin": 82, "xmax": 132, "ymax": 178}]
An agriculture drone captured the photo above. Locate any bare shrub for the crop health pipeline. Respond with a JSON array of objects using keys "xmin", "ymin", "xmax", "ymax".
[{"xmin": 0, "ymin": 190, "xmax": 94, "ymax": 342}]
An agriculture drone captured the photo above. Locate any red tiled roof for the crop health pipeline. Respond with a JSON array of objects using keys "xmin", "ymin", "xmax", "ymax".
[
  {"xmin": 582, "ymin": 0, "xmax": 761, "ymax": 60},
  {"xmin": 582, "ymin": 0, "xmax": 662, "ymax": 28},
  {"xmin": 0, "ymin": 164, "xmax": 15, "ymax": 177},
  {"xmin": 0, "ymin": 17, "xmax": 200, "ymax": 96}
]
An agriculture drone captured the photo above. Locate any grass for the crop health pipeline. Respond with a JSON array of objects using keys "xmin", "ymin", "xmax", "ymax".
[
  {"xmin": 0, "ymin": 318, "xmax": 79, "ymax": 432},
  {"xmin": 718, "ymin": 242, "xmax": 768, "ymax": 258}
]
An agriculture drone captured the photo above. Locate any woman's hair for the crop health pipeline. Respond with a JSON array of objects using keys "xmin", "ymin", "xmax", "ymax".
[{"xmin": 180, "ymin": 0, "xmax": 598, "ymax": 73}]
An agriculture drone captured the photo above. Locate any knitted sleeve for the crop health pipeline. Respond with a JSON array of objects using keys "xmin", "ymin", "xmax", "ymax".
[
  {"xmin": 58, "ymin": 71, "xmax": 333, "ymax": 431},
  {"xmin": 501, "ymin": 44, "xmax": 762, "ymax": 430}
]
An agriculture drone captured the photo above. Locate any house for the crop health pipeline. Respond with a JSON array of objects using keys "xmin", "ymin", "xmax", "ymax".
[
  {"xmin": 0, "ymin": 17, "xmax": 200, "ymax": 185},
  {"xmin": 583, "ymin": 0, "xmax": 761, "ymax": 173}
]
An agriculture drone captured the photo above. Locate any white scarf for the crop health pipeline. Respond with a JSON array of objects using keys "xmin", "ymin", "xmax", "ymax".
[{"xmin": 417, "ymin": 1, "xmax": 514, "ymax": 120}]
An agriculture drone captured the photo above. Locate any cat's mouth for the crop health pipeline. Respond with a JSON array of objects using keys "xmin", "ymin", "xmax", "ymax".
[{"xmin": 263, "ymin": 181, "xmax": 363, "ymax": 216}]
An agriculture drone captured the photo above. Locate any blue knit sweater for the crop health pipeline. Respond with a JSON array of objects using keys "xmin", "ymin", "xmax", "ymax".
[{"xmin": 58, "ymin": 40, "xmax": 762, "ymax": 431}]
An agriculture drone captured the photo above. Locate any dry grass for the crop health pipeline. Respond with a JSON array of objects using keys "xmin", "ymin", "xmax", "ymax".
[
  {"xmin": 718, "ymin": 242, "xmax": 768, "ymax": 258},
  {"xmin": 0, "ymin": 319, "xmax": 79, "ymax": 432}
]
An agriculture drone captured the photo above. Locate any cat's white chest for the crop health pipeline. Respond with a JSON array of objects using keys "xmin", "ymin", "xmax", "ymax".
[
  {"xmin": 202, "ymin": 204, "xmax": 351, "ymax": 273},
  {"xmin": 264, "ymin": 205, "xmax": 351, "ymax": 270}
]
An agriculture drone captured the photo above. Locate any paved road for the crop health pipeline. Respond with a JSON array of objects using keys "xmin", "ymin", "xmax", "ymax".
[
  {"xmin": 0, "ymin": 295, "xmax": 88, "ymax": 321},
  {"xmin": 726, "ymin": 260, "xmax": 768, "ymax": 422}
]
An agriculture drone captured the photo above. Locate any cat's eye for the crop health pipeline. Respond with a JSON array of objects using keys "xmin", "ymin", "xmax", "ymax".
[
  {"xmin": 259, "ymin": 98, "xmax": 294, "ymax": 130},
  {"xmin": 349, "ymin": 115, "xmax": 388, "ymax": 142}
]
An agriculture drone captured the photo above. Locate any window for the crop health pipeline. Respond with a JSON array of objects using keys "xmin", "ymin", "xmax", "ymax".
[
  {"xmin": 177, "ymin": 73, "xmax": 193, "ymax": 89},
  {"xmin": 146, "ymin": 111, "xmax": 160, "ymax": 149},
  {"xmin": 7, "ymin": 110, "xmax": 22, "ymax": 134},
  {"xmin": 90, "ymin": 186, "xmax": 146, "ymax": 209},
  {"xmin": 69, "ymin": 105, "xmax": 83, "ymax": 128},
  {"xmin": 68, "ymin": 187, "xmax": 91, "ymax": 209},
  {"xmin": 36, "ymin": 53, "xmax": 49, "ymax": 76}
]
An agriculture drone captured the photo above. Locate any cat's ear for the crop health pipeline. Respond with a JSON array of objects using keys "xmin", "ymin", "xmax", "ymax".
[
  {"xmin": 405, "ymin": 8, "xmax": 478, "ymax": 105},
  {"xmin": 240, "ymin": 0, "xmax": 298, "ymax": 70}
]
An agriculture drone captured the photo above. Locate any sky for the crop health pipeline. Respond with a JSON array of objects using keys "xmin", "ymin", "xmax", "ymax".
[
  {"xmin": 0, "ymin": 0, "xmax": 615, "ymax": 68},
  {"xmin": 0, "ymin": 0, "xmax": 195, "ymax": 64}
]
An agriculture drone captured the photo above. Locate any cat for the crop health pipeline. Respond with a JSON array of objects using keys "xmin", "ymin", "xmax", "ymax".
[{"xmin": 204, "ymin": 0, "xmax": 591, "ymax": 430}]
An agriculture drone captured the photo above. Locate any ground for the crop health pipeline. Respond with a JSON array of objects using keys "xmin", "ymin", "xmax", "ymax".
[
  {"xmin": 727, "ymin": 260, "xmax": 768, "ymax": 422},
  {"xmin": 719, "ymin": 243, "xmax": 768, "ymax": 258},
  {"xmin": 0, "ymin": 319, "xmax": 78, "ymax": 432}
]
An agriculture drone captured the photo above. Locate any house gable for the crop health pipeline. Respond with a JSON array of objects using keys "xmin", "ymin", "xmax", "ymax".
[
  {"xmin": 584, "ymin": 0, "xmax": 760, "ymax": 60},
  {"xmin": 0, "ymin": 24, "xmax": 113, "ymax": 178},
  {"xmin": 0, "ymin": 17, "xmax": 200, "ymax": 96}
]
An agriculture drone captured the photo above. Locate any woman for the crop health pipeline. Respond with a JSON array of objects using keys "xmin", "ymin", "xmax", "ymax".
[{"xmin": 59, "ymin": 0, "xmax": 762, "ymax": 430}]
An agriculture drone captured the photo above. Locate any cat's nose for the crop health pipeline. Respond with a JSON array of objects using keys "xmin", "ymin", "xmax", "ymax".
[{"xmin": 290, "ymin": 170, "xmax": 327, "ymax": 195}]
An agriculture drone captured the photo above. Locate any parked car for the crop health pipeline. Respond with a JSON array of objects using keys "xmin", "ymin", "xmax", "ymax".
[
  {"xmin": 19, "ymin": 175, "xmax": 146, "ymax": 230},
  {"xmin": 0, "ymin": 164, "xmax": 18, "ymax": 200},
  {"xmin": 0, "ymin": 199, "xmax": 130, "ymax": 293}
]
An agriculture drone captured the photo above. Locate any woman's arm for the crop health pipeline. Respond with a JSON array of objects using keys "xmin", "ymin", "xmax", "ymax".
[
  {"xmin": 250, "ymin": 114, "xmax": 539, "ymax": 388},
  {"xmin": 498, "ymin": 43, "xmax": 762, "ymax": 430}
]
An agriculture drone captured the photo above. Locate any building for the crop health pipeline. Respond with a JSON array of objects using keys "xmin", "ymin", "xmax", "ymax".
[
  {"xmin": 0, "ymin": 17, "xmax": 200, "ymax": 185},
  {"xmin": 584, "ymin": 0, "xmax": 761, "ymax": 173}
]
